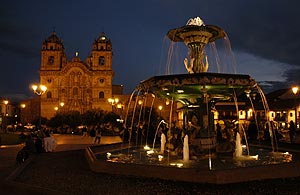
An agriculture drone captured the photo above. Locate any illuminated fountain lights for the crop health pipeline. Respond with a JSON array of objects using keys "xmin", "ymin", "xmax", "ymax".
[{"xmin": 86, "ymin": 17, "xmax": 297, "ymax": 184}]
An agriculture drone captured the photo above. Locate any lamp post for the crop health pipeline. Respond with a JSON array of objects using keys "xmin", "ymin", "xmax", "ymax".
[
  {"xmin": 108, "ymin": 97, "xmax": 119, "ymax": 112},
  {"xmin": 158, "ymin": 105, "xmax": 163, "ymax": 118},
  {"xmin": 32, "ymin": 84, "xmax": 47, "ymax": 130},
  {"xmin": 54, "ymin": 102, "xmax": 64, "ymax": 113},
  {"xmin": 3, "ymin": 100, "xmax": 8, "ymax": 133},
  {"xmin": 292, "ymin": 86, "xmax": 299, "ymax": 129}
]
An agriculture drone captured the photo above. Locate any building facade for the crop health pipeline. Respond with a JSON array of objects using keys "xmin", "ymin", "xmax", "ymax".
[{"xmin": 39, "ymin": 31, "xmax": 114, "ymax": 119}]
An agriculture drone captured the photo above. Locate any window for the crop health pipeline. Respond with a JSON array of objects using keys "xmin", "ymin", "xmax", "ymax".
[
  {"xmin": 99, "ymin": 91, "xmax": 104, "ymax": 98},
  {"xmin": 99, "ymin": 56, "xmax": 105, "ymax": 65},
  {"xmin": 48, "ymin": 56, "xmax": 54, "ymax": 65},
  {"xmin": 99, "ymin": 78, "xmax": 104, "ymax": 83},
  {"xmin": 46, "ymin": 91, "xmax": 52, "ymax": 98},
  {"xmin": 73, "ymin": 87, "xmax": 78, "ymax": 96}
]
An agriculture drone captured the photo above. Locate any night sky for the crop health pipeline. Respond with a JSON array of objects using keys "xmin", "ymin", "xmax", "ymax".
[{"xmin": 1, "ymin": 0, "xmax": 300, "ymax": 101}]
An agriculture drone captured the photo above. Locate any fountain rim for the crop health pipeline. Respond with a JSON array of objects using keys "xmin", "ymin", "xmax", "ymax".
[
  {"xmin": 167, "ymin": 24, "xmax": 226, "ymax": 43},
  {"xmin": 138, "ymin": 72, "xmax": 257, "ymax": 88},
  {"xmin": 136, "ymin": 72, "xmax": 257, "ymax": 101}
]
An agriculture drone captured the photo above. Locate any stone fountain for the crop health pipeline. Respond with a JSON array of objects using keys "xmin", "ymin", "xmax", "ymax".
[{"xmin": 85, "ymin": 17, "xmax": 298, "ymax": 184}]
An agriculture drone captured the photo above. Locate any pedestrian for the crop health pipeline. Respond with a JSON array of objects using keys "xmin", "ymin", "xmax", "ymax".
[
  {"xmin": 216, "ymin": 122, "xmax": 223, "ymax": 142},
  {"xmin": 94, "ymin": 125, "xmax": 102, "ymax": 144},
  {"xmin": 89, "ymin": 127, "xmax": 96, "ymax": 143},
  {"xmin": 35, "ymin": 135, "xmax": 44, "ymax": 154},
  {"xmin": 289, "ymin": 120, "xmax": 296, "ymax": 143},
  {"xmin": 82, "ymin": 126, "xmax": 88, "ymax": 137},
  {"xmin": 247, "ymin": 120, "xmax": 258, "ymax": 142}
]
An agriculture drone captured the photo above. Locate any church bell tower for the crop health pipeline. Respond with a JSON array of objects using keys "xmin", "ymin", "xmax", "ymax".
[{"xmin": 41, "ymin": 31, "xmax": 66, "ymax": 71}]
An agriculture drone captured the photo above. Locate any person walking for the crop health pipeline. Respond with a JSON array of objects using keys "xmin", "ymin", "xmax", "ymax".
[
  {"xmin": 89, "ymin": 127, "xmax": 96, "ymax": 143},
  {"xmin": 82, "ymin": 126, "xmax": 88, "ymax": 137},
  {"xmin": 94, "ymin": 125, "xmax": 103, "ymax": 144}
]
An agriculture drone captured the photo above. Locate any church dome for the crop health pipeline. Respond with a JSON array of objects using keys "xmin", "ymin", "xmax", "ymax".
[
  {"xmin": 92, "ymin": 32, "xmax": 112, "ymax": 51},
  {"xmin": 42, "ymin": 31, "xmax": 64, "ymax": 51},
  {"xmin": 45, "ymin": 31, "xmax": 63, "ymax": 44}
]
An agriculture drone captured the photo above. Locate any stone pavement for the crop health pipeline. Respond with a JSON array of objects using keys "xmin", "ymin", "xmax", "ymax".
[
  {"xmin": 0, "ymin": 134, "xmax": 122, "ymax": 195},
  {"xmin": 1, "ymin": 134, "xmax": 300, "ymax": 194}
]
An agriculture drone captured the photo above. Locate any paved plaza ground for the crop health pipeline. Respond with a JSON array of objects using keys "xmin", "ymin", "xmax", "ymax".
[{"xmin": 1, "ymin": 134, "xmax": 300, "ymax": 194}]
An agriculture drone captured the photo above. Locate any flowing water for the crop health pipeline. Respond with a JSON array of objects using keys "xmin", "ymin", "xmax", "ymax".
[{"xmin": 106, "ymin": 17, "xmax": 292, "ymax": 172}]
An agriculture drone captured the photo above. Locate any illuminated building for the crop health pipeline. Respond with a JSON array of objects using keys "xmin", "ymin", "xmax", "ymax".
[{"xmin": 39, "ymin": 31, "xmax": 114, "ymax": 119}]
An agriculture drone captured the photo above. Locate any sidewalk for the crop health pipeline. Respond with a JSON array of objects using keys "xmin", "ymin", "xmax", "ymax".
[{"xmin": 0, "ymin": 134, "xmax": 122, "ymax": 195}]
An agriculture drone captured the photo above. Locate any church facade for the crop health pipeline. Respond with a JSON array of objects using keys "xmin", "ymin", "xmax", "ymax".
[{"xmin": 39, "ymin": 31, "xmax": 114, "ymax": 119}]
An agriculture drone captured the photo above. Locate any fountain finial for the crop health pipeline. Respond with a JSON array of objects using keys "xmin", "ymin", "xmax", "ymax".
[{"xmin": 186, "ymin": 17, "xmax": 205, "ymax": 26}]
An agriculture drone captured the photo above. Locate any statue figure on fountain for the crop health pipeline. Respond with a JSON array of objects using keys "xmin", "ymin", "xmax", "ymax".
[
  {"xmin": 184, "ymin": 58, "xmax": 195, "ymax": 74},
  {"xmin": 184, "ymin": 55, "xmax": 209, "ymax": 74}
]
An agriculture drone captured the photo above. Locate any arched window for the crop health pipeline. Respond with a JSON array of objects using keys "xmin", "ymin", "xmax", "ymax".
[
  {"xmin": 99, "ymin": 56, "xmax": 105, "ymax": 65},
  {"xmin": 48, "ymin": 56, "xmax": 54, "ymax": 65},
  {"xmin": 99, "ymin": 91, "xmax": 104, "ymax": 99},
  {"xmin": 46, "ymin": 91, "xmax": 52, "ymax": 98}
]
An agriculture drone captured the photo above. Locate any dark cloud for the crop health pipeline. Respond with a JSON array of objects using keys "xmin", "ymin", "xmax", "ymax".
[
  {"xmin": 0, "ymin": 40, "xmax": 39, "ymax": 58},
  {"xmin": 259, "ymin": 81, "xmax": 291, "ymax": 94},
  {"xmin": 282, "ymin": 68, "xmax": 300, "ymax": 84},
  {"xmin": 0, "ymin": 0, "xmax": 299, "ymax": 100},
  {"xmin": 224, "ymin": 1, "xmax": 300, "ymax": 66}
]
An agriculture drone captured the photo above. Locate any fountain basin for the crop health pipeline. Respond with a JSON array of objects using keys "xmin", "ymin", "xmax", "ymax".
[
  {"xmin": 85, "ymin": 143, "xmax": 300, "ymax": 184},
  {"xmin": 138, "ymin": 73, "xmax": 256, "ymax": 101}
]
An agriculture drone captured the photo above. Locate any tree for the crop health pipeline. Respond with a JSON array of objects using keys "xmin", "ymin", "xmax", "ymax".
[
  {"xmin": 65, "ymin": 111, "xmax": 82, "ymax": 129},
  {"xmin": 81, "ymin": 109, "xmax": 105, "ymax": 126}
]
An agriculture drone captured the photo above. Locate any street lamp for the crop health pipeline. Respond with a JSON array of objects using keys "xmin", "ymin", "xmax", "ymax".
[
  {"xmin": 54, "ymin": 102, "xmax": 64, "ymax": 113},
  {"xmin": 20, "ymin": 104, "xmax": 26, "ymax": 109},
  {"xmin": 292, "ymin": 86, "xmax": 299, "ymax": 129},
  {"xmin": 3, "ymin": 100, "xmax": 8, "ymax": 133},
  {"xmin": 31, "ymin": 84, "xmax": 47, "ymax": 129},
  {"xmin": 32, "ymin": 84, "xmax": 47, "ymax": 95},
  {"xmin": 108, "ymin": 97, "xmax": 119, "ymax": 111},
  {"xmin": 108, "ymin": 98, "xmax": 119, "ymax": 105},
  {"xmin": 158, "ymin": 105, "xmax": 163, "ymax": 118}
]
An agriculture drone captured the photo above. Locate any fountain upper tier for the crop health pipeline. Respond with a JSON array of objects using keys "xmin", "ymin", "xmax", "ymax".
[
  {"xmin": 167, "ymin": 17, "xmax": 226, "ymax": 74},
  {"xmin": 138, "ymin": 72, "xmax": 257, "ymax": 104},
  {"xmin": 167, "ymin": 24, "xmax": 225, "ymax": 44}
]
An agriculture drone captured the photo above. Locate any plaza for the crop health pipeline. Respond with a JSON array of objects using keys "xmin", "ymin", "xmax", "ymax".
[{"xmin": 1, "ymin": 134, "xmax": 300, "ymax": 194}]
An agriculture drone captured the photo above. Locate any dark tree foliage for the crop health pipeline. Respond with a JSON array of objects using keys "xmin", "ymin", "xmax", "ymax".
[
  {"xmin": 46, "ymin": 107, "xmax": 162, "ymax": 138},
  {"xmin": 47, "ymin": 113, "xmax": 65, "ymax": 128},
  {"xmin": 64, "ymin": 111, "xmax": 82, "ymax": 129},
  {"xmin": 31, "ymin": 117, "xmax": 48, "ymax": 127}
]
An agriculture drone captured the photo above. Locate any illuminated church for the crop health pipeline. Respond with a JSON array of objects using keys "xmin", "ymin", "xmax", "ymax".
[{"xmin": 39, "ymin": 31, "xmax": 114, "ymax": 119}]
